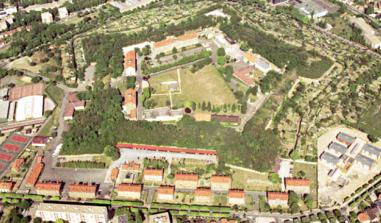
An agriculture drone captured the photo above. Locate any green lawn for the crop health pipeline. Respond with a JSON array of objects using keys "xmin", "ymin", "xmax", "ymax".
[
  {"xmin": 150, "ymin": 65, "xmax": 237, "ymax": 109},
  {"xmin": 293, "ymin": 162, "xmax": 317, "ymax": 208},
  {"xmin": 355, "ymin": 100, "xmax": 381, "ymax": 138},
  {"xmin": 231, "ymin": 169, "xmax": 280, "ymax": 191},
  {"xmin": 39, "ymin": 85, "xmax": 64, "ymax": 136}
]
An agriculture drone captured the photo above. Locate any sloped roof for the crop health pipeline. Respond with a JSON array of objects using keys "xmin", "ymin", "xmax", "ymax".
[
  {"xmin": 175, "ymin": 173, "xmax": 198, "ymax": 181},
  {"xmin": 284, "ymin": 178, "xmax": 310, "ymax": 187},
  {"xmin": 117, "ymin": 183, "xmax": 142, "ymax": 192},
  {"xmin": 68, "ymin": 183, "xmax": 97, "ymax": 193},
  {"xmin": 144, "ymin": 168, "xmax": 163, "ymax": 176},
  {"xmin": 35, "ymin": 182, "xmax": 62, "ymax": 191},
  {"xmin": 267, "ymin": 191, "xmax": 288, "ymax": 201},
  {"xmin": 158, "ymin": 185, "xmax": 175, "ymax": 195},
  {"xmin": 9, "ymin": 83, "xmax": 44, "ymax": 101},
  {"xmin": 195, "ymin": 187, "xmax": 212, "ymax": 196},
  {"xmin": 228, "ymin": 189, "xmax": 245, "ymax": 198},
  {"xmin": 211, "ymin": 175, "xmax": 231, "ymax": 183}
]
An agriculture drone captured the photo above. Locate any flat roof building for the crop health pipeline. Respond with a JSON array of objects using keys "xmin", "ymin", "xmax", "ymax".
[
  {"xmin": 362, "ymin": 144, "xmax": 381, "ymax": 160},
  {"xmin": 34, "ymin": 203, "xmax": 108, "ymax": 223},
  {"xmin": 336, "ymin": 132, "xmax": 356, "ymax": 146},
  {"xmin": 41, "ymin": 12, "xmax": 53, "ymax": 24},
  {"xmin": 58, "ymin": 7, "xmax": 68, "ymax": 20},
  {"xmin": 320, "ymin": 151, "xmax": 340, "ymax": 168},
  {"xmin": 328, "ymin": 142, "xmax": 348, "ymax": 156},
  {"xmin": 354, "ymin": 154, "xmax": 375, "ymax": 171}
]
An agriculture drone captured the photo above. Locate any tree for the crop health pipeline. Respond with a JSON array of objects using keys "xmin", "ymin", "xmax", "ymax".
[
  {"xmin": 268, "ymin": 172, "xmax": 281, "ymax": 184},
  {"xmin": 217, "ymin": 47, "xmax": 226, "ymax": 57},
  {"xmin": 297, "ymin": 170, "xmax": 306, "ymax": 178},
  {"xmin": 290, "ymin": 202, "xmax": 300, "ymax": 214},
  {"xmin": 224, "ymin": 65, "xmax": 233, "ymax": 81},
  {"xmin": 217, "ymin": 56, "xmax": 225, "ymax": 66},
  {"xmin": 104, "ymin": 145, "xmax": 120, "ymax": 161},
  {"xmin": 365, "ymin": 5, "xmax": 374, "ymax": 15},
  {"xmin": 172, "ymin": 47, "xmax": 178, "ymax": 54},
  {"xmin": 304, "ymin": 194, "xmax": 314, "ymax": 209},
  {"xmin": 33, "ymin": 218, "xmax": 42, "ymax": 223}
]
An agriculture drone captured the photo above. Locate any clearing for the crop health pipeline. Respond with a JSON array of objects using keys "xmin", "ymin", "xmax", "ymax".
[
  {"xmin": 231, "ymin": 168, "xmax": 280, "ymax": 191},
  {"xmin": 150, "ymin": 65, "xmax": 237, "ymax": 108}
]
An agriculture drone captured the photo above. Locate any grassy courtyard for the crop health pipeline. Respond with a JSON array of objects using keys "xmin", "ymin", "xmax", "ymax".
[
  {"xmin": 355, "ymin": 100, "xmax": 381, "ymax": 138},
  {"xmin": 293, "ymin": 162, "xmax": 317, "ymax": 208},
  {"xmin": 231, "ymin": 168, "xmax": 280, "ymax": 191},
  {"xmin": 150, "ymin": 65, "xmax": 238, "ymax": 109}
]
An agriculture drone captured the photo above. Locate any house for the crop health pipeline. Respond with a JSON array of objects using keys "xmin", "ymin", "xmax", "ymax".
[
  {"xmin": 267, "ymin": 192, "xmax": 289, "ymax": 208},
  {"xmin": 121, "ymin": 162, "xmax": 141, "ymax": 173},
  {"xmin": 354, "ymin": 154, "xmax": 375, "ymax": 171},
  {"xmin": 26, "ymin": 160, "xmax": 44, "ymax": 187},
  {"xmin": 175, "ymin": 173, "xmax": 198, "ymax": 190},
  {"xmin": 58, "ymin": 7, "xmax": 68, "ymax": 20},
  {"xmin": 12, "ymin": 158, "xmax": 24, "ymax": 172},
  {"xmin": 64, "ymin": 93, "xmax": 85, "ymax": 121},
  {"xmin": 41, "ymin": 12, "xmax": 53, "ymax": 24},
  {"xmin": 211, "ymin": 175, "xmax": 231, "ymax": 191},
  {"xmin": 336, "ymin": 132, "xmax": 356, "ymax": 146},
  {"xmin": 194, "ymin": 187, "xmax": 212, "ymax": 204},
  {"xmin": 157, "ymin": 185, "xmax": 175, "ymax": 201},
  {"xmin": 284, "ymin": 178, "xmax": 310, "ymax": 194},
  {"xmin": 0, "ymin": 181, "xmax": 14, "ymax": 192},
  {"xmin": 244, "ymin": 52, "xmax": 271, "ymax": 73},
  {"xmin": 320, "ymin": 151, "xmax": 340, "ymax": 168},
  {"xmin": 232, "ymin": 66, "xmax": 255, "ymax": 86},
  {"xmin": 118, "ymin": 162, "xmax": 141, "ymax": 183},
  {"xmin": 143, "ymin": 168, "xmax": 163, "ymax": 183},
  {"xmin": 116, "ymin": 183, "xmax": 142, "ymax": 200},
  {"xmin": 327, "ymin": 142, "xmax": 347, "ymax": 157},
  {"xmin": 123, "ymin": 89, "xmax": 137, "ymax": 120},
  {"xmin": 153, "ymin": 31, "xmax": 199, "ymax": 56},
  {"xmin": 32, "ymin": 136, "xmax": 49, "ymax": 147},
  {"xmin": 34, "ymin": 203, "xmax": 108, "ymax": 223},
  {"xmin": 357, "ymin": 212, "xmax": 371, "ymax": 223},
  {"xmin": 35, "ymin": 182, "xmax": 62, "ymax": 196},
  {"xmin": 123, "ymin": 50, "xmax": 137, "ymax": 76},
  {"xmin": 68, "ymin": 183, "xmax": 97, "ymax": 199},
  {"xmin": 227, "ymin": 189, "xmax": 245, "ymax": 206},
  {"xmin": 361, "ymin": 144, "xmax": 381, "ymax": 160}
]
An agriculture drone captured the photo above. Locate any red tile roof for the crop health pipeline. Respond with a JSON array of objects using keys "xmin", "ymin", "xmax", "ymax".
[
  {"xmin": 121, "ymin": 162, "xmax": 140, "ymax": 171},
  {"xmin": 9, "ymin": 83, "xmax": 44, "ymax": 101},
  {"xmin": 177, "ymin": 32, "xmax": 198, "ymax": 41},
  {"xmin": 0, "ymin": 181, "xmax": 14, "ymax": 191},
  {"xmin": 195, "ymin": 187, "xmax": 212, "ymax": 196},
  {"xmin": 228, "ymin": 189, "xmax": 245, "ymax": 198},
  {"xmin": 358, "ymin": 212, "xmax": 370, "ymax": 222},
  {"xmin": 3, "ymin": 144, "xmax": 20, "ymax": 152},
  {"xmin": 175, "ymin": 173, "xmax": 198, "ymax": 181},
  {"xmin": 211, "ymin": 175, "xmax": 231, "ymax": 183},
  {"xmin": 12, "ymin": 158, "xmax": 24, "ymax": 171},
  {"xmin": 26, "ymin": 162, "xmax": 44, "ymax": 186},
  {"xmin": 117, "ymin": 183, "xmax": 142, "ymax": 192},
  {"xmin": 144, "ymin": 168, "xmax": 163, "ymax": 176},
  {"xmin": 285, "ymin": 178, "xmax": 310, "ymax": 187},
  {"xmin": 124, "ymin": 89, "xmax": 136, "ymax": 106},
  {"xmin": 233, "ymin": 66, "xmax": 254, "ymax": 86},
  {"xmin": 111, "ymin": 168, "xmax": 119, "ymax": 180},
  {"xmin": 154, "ymin": 37, "xmax": 175, "ymax": 48},
  {"xmin": 35, "ymin": 182, "xmax": 62, "ymax": 191},
  {"xmin": 10, "ymin": 135, "xmax": 28, "ymax": 143},
  {"xmin": 117, "ymin": 143, "xmax": 217, "ymax": 156},
  {"xmin": 124, "ymin": 50, "xmax": 136, "ymax": 70},
  {"xmin": 32, "ymin": 136, "xmax": 49, "ymax": 145},
  {"xmin": 267, "ymin": 192, "xmax": 288, "ymax": 201},
  {"xmin": 68, "ymin": 183, "xmax": 97, "ymax": 193},
  {"xmin": 67, "ymin": 92, "xmax": 81, "ymax": 103},
  {"xmin": 158, "ymin": 185, "xmax": 175, "ymax": 195}
]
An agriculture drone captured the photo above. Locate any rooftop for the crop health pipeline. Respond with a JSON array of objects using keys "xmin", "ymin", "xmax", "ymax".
[
  {"xmin": 121, "ymin": 162, "xmax": 140, "ymax": 171},
  {"xmin": 362, "ymin": 143, "xmax": 381, "ymax": 157},
  {"xmin": 34, "ymin": 203, "xmax": 107, "ymax": 215},
  {"xmin": 9, "ymin": 83, "xmax": 44, "ymax": 101},
  {"xmin": 68, "ymin": 183, "xmax": 97, "ymax": 193},
  {"xmin": 26, "ymin": 162, "xmax": 44, "ymax": 186},
  {"xmin": 228, "ymin": 189, "xmax": 245, "ymax": 198},
  {"xmin": 284, "ymin": 178, "xmax": 310, "ymax": 187},
  {"xmin": 144, "ymin": 168, "xmax": 163, "ymax": 176},
  {"xmin": 328, "ymin": 142, "xmax": 348, "ymax": 155},
  {"xmin": 35, "ymin": 182, "xmax": 62, "ymax": 191},
  {"xmin": 336, "ymin": 132, "xmax": 356, "ymax": 145},
  {"xmin": 195, "ymin": 187, "xmax": 212, "ymax": 196},
  {"xmin": 175, "ymin": 173, "xmax": 199, "ymax": 181},
  {"xmin": 211, "ymin": 175, "xmax": 231, "ymax": 183},
  {"xmin": 124, "ymin": 50, "xmax": 136, "ymax": 69},
  {"xmin": 158, "ymin": 186, "xmax": 175, "ymax": 194},
  {"xmin": 117, "ymin": 183, "xmax": 142, "ymax": 192},
  {"xmin": 267, "ymin": 191, "xmax": 288, "ymax": 200},
  {"xmin": 320, "ymin": 151, "xmax": 340, "ymax": 165},
  {"xmin": 355, "ymin": 154, "xmax": 374, "ymax": 168},
  {"xmin": 0, "ymin": 181, "xmax": 14, "ymax": 190}
]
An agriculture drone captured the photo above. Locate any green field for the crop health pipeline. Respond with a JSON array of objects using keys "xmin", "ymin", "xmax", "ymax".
[
  {"xmin": 293, "ymin": 162, "xmax": 317, "ymax": 208},
  {"xmin": 231, "ymin": 169, "xmax": 280, "ymax": 191},
  {"xmin": 356, "ymin": 101, "xmax": 381, "ymax": 138},
  {"xmin": 150, "ymin": 65, "xmax": 237, "ymax": 108}
]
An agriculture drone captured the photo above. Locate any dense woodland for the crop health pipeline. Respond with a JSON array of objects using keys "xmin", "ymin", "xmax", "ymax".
[{"xmin": 62, "ymin": 84, "xmax": 281, "ymax": 171}]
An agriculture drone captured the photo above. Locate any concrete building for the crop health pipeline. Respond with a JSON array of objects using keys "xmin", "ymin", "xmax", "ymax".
[
  {"xmin": 0, "ymin": 88, "xmax": 9, "ymax": 122},
  {"xmin": 336, "ymin": 132, "xmax": 356, "ymax": 146},
  {"xmin": 350, "ymin": 17, "xmax": 381, "ymax": 49},
  {"xmin": 143, "ymin": 168, "xmax": 163, "ymax": 183},
  {"xmin": 0, "ymin": 181, "xmax": 14, "ymax": 192},
  {"xmin": 210, "ymin": 175, "xmax": 231, "ymax": 191},
  {"xmin": 353, "ymin": 154, "xmax": 375, "ymax": 171},
  {"xmin": 34, "ymin": 203, "xmax": 108, "ymax": 223},
  {"xmin": 320, "ymin": 151, "xmax": 340, "ymax": 168},
  {"xmin": 227, "ymin": 189, "xmax": 245, "ymax": 206},
  {"xmin": 68, "ymin": 183, "xmax": 97, "ymax": 199},
  {"xmin": 175, "ymin": 173, "xmax": 198, "ymax": 190},
  {"xmin": 267, "ymin": 192, "xmax": 289, "ymax": 208},
  {"xmin": 116, "ymin": 183, "xmax": 142, "ymax": 200},
  {"xmin": 35, "ymin": 182, "xmax": 62, "ymax": 196},
  {"xmin": 123, "ymin": 50, "xmax": 137, "ymax": 76},
  {"xmin": 41, "ymin": 12, "xmax": 53, "ymax": 24},
  {"xmin": 244, "ymin": 51, "xmax": 271, "ymax": 73},
  {"xmin": 284, "ymin": 178, "xmax": 310, "ymax": 194},
  {"xmin": 58, "ymin": 7, "xmax": 68, "ymax": 20},
  {"xmin": 362, "ymin": 144, "xmax": 381, "ymax": 160},
  {"xmin": 148, "ymin": 212, "xmax": 172, "ymax": 223},
  {"xmin": 157, "ymin": 185, "xmax": 175, "ymax": 201},
  {"xmin": 123, "ymin": 88, "xmax": 137, "ymax": 120},
  {"xmin": 194, "ymin": 187, "xmax": 212, "ymax": 204},
  {"xmin": 32, "ymin": 136, "xmax": 49, "ymax": 147},
  {"xmin": 327, "ymin": 142, "xmax": 348, "ymax": 157},
  {"xmin": 26, "ymin": 159, "xmax": 44, "ymax": 187}
]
